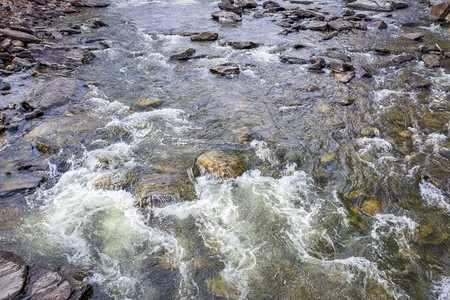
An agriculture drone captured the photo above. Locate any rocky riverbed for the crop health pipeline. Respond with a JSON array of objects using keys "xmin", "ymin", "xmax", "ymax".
[{"xmin": 1, "ymin": 0, "xmax": 449, "ymax": 299}]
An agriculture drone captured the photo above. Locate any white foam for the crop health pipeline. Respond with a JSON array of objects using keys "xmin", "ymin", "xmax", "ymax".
[
  {"xmin": 420, "ymin": 181, "xmax": 450, "ymax": 212},
  {"xmin": 435, "ymin": 276, "xmax": 450, "ymax": 300}
]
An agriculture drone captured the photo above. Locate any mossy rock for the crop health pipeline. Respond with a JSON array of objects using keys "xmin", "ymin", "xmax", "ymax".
[
  {"xmin": 320, "ymin": 153, "xmax": 335, "ymax": 163},
  {"xmin": 91, "ymin": 169, "xmax": 137, "ymax": 191},
  {"xmin": 360, "ymin": 200, "xmax": 382, "ymax": 215},
  {"xmin": 360, "ymin": 128, "xmax": 379, "ymax": 138},
  {"xmin": 196, "ymin": 151, "xmax": 246, "ymax": 179},
  {"xmin": 135, "ymin": 97, "xmax": 162, "ymax": 109},
  {"xmin": 205, "ymin": 277, "xmax": 240, "ymax": 300},
  {"xmin": 134, "ymin": 167, "xmax": 195, "ymax": 207}
]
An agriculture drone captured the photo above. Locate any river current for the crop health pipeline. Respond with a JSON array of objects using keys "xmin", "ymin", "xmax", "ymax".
[{"xmin": 4, "ymin": 0, "xmax": 450, "ymax": 299}]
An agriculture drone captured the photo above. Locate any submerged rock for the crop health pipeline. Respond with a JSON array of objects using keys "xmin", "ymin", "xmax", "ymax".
[
  {"xmin": 361, "ymin": 200, "xmax": 382, "ymax": 215},
  {"xmin": 196, "ymin": 151, "xmax": 245, "ymax": 179},
  {"xmin": 135, "ymin": 97, "xmax": 162, "ymax": 109},
  {"xmin": 29, "ymin": 44, "xmax": 93, "ymax": 68},
  {"xmin": 92, "ymin": 169, "xmax": 137, "ymax": 191}
]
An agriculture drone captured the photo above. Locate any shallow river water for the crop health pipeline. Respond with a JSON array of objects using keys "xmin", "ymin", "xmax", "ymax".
[{"xmin": 4, "ymin": 0, "xmax": 450, "ymax": 299}]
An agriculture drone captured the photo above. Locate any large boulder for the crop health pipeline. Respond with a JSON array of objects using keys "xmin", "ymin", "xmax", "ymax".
[
  {"xmin": 347, "ymin": 0, "xmax": 394, "ymax": 11},
  {"xmin": 196, "ymin": 151, "xmax": 245, "ymax": 179},
  {"xmin": 22, "ymin": 77, "xmax": 79, "ymax": 110}
]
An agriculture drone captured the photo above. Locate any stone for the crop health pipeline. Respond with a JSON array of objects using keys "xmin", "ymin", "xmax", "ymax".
[
  {"xmin": 196, "ymin": 151, "xmax": 245, "ymax": 179},
  {"xmin": 308, "ymin": 20, "xmax": 328, "ymax": 31},
  {"xmin": 392, "ymin": 53, "xmax": 415, "ymax": 64},
  {"xmin": 338, "ymin": 96, "xmax": 356, "ymax": 106},
  {"xmin": 85, "ymin": 18, "xmax": 109, "ymax": 28},
  {"xmin": 411, "ymin": 80, "xmax": 432, "ymax": 89},
  {"xmin": 24, "ymin": 110, "xmax": 44, "ymax": 120},
  {"xmin": 0, "ymin": 173, "xmax": 45, "ymax": 196},
  {"xmin": 402, "ymin": 32, "xmax": 425, "ymax": 40},
  {"xmin": 22, "ymin": 77, "xmax": 78, "ymax": 110},
  {"xmin": 11, "ymin": 57, "xmax": 33, "ymax": 68},
  {"xmin": 328, "ymin": 19, "xmax": 354, "ymax": 31},
  {"xmin": 238, "ymin": 133, "xmax": 251, "ymax": 143},
  {"xmin": 170, "ymin": 48, "xmax": 196, "ymax": 60},
  {"xmin": 210, "ymin": 64, "xmax": 240, "ymax": 76},
  {"xmin": 92, "ymin": 169, "xmax": 137, "ymax": 191},
  {"xmin": 35, "ymin": 137, "xmax": 60, "ymax": 154},
  {"xmin": 320, "ymin": 153, "xmax": 335, "ymax": 163},
  {"xmin": 322, "ymin": 32, "xmax": 338, "ymax": 40},
  {"xmin": 0, "ymin": 251, "xmax": 27, "ymax": 300},
  {"xmin": 339, "ymin": 71, "xmax": 356, "ymax": 83},
  {"xmin": 328, "ymin": 59, "xmax": 352, "ymax": 72},
  {"xmin": 229, "ymin": 41, "xmax": 260, "ymax": 49},
  {"xmin": 347, "ymin": 0, "xmax": 393, "ymax": 12},
  {"xmin": 218, "ymin": 2, "xmax": 242, "ymax": 14},
  {"xmin": 0, "ymin": 82, "xmax": 11, "ymax": 91},
  {"xmin": 373, "ymin": 20, "xmax": 387, "ymax": 29},
  {"xmin": 422, "ymin": 54, "xmax": 441, "ymax": 67},
  {"xmin": 29, "ymin": 44, "xmax": 93, "ymax": 67},
  {"xmin": 190, "ymin": 32, "xmax": 219, "ymax": 41},
  {"xmin": 420, "ymin": 44, "xmax": 442, "ymax": 54},
  {"xmin": 428, "ymin": 1, "xmax": 450, "ymax": 21},
  {"xmin": 242, "ymin": 0, "xmax": 257, "ymax": 9},
  {"xmin": 135, "ymin": 168, "xmax": 195, "ymax": 207},
  {"xmin": 324, "ymin": 52, "xmax": 351, "ymax": 62},
  {"xmin": 308, "ymin": 57, "xmax": 325, "ymax": 71},
  {"xmin": 361, "ymin": 200, "xmax": 382, "ymax": 215},
  {"xmin": 0, "ymin": 29, "xmax": 41, "ymax": 43},
  {"xmin": 135, "ymin": 98, "xmax": 162, "ymax": 109},
  {"xmin": 375, "ymin": 47, "xmax": 391, "ymax": 55},
  {"xmin": 280, "ymin": 56, "xmax": 308, "ymax": 64},
  {"xmin": 74, "ymin": 0, "xmax": 110, "ymax": 7},
  {"xmin": 211, "ymin": 11, "xmax": 242, "ymax": 24}
]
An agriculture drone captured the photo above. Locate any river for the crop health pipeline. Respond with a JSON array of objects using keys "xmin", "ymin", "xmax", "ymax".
[{"xmin": 3, "ymin": 0, "xmax": 450, "ymax": 299}]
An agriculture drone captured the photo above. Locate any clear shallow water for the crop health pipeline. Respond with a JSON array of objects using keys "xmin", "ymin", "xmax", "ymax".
[{"xmin": 7, "ymin": 0, "xmax": 450, "ymax": 299}]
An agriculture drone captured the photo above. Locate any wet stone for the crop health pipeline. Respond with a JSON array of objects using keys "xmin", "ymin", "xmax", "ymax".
[
  {"xmin": 229, "ymin": 41, "xmax": 260, "ymax": 49},
  {"xmin": 74, "ymin": 0, "xmax": 111, "ymax": 7},
  {"xmin": 373, "ymin": 20, "xmax": 387, "ymax": 29},
  {"xmin": 328, "ymin": 19, "xmax": 354, "ymax": 31},
  {"xmin": 210, "ymin": 64, "xmax": 240, "ymax": 76},
  {"xmin": 196, "ymin": 151, "xmax": 246, "ymax": 179},
  {"xmin": 411, "ymin": 81, "xmax": 432, "ymax": 89},
  {"xmin": 218, "ymin": 2, "xmax": 242, "ymax": 15},
  {"xmin": 211, "ymin": 11, "xmax": 242, "ymax": 24},
  {"xmin": 308, "ymin": 57, "xmax": 325, "ymax": 71},
  {"xmin": 22, "ymin": 77, "xmax": 78, "ymax": 110},
  {"xmin": 29, "ymin": 44, "xmax": 93, "ymax": 68},
  {"xmin": 402, "ymin": 32, "xmax": 425, "ymax": 40},
  {"xmin": 170, "ymin": 48, "xmax": 196, "ymax": 60},
  {"xmin": 392, "ymin": 53, "xmax": 415, "ymax": 64},
  {"xmin": 0, "ymin": 29, "xmax": 41, "ymax": 43},
  {"xmin": 422, "ymin": 54, "xmax": 441, "ymax": 67},
  {"xmin": 24, "ymin": 110, "xmax": 44, "ymax": 120},
  {"xmin": 328, "ymin": 59, "xmax": 352, "ymax": 72},
  {"xmin": 190, "ymin": 31, "xmax": 219, "ymax": 41},
  {"xmin": 338, "ymin": 71, "xmax": 356, "ymax": 83},
  {"xmin": 346, "ymin": 0, "xmax": 393, "ymax": 12},
  {"xmin": 428, "ymin": 1, "xmax": 450, "ymax": 21},
  {"xmin": 308, "ymin": 20, "xmax": 328, "ymax": 31}
]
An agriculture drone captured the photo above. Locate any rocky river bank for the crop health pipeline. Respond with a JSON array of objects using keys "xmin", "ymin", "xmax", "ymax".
[{"xmin": 1, "ymin": 0, "xmax": 449, "ymax": 299}]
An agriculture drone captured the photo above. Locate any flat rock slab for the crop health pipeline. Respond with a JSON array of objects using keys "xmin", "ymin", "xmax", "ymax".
[
  {"xmin": 428, "ymin": 1, "xmax": 450, "ymax": 20},
  {"xmin": 29, "ymin": 44, "xmax": 92, "ymax": 68},
  {"xmin": 229, "ymin": 41, "xmax": 260, "ymax": 49},
  {"xmin": 0, "ymin": 251, "xmax": 92, "ymax": 300},
  {"xmin": 190, "ymin": 32, "xmax": 218, "ymax": 41},
  {"xmin": 0, "ymin": 29, "xmax": 41, "ymax": 43},
  {"xmin": 0, "ymin": 173, "xmax": 45, "ymax": 197},
  {"xmin": 210, "ymin": 64, "xmax": 240, "ymax": 76},
  {"xmin": 22, "ymin": 77, "xmax": 78, "ymax": 110}
]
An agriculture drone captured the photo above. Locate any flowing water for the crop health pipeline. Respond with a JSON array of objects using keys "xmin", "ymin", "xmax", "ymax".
[{"xmin": 2, "ymin": 0, "xmax": 450, "ymax": 299}]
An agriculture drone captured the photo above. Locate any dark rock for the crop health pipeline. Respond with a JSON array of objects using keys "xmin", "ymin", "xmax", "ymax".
[
  {"xmin": 0, "ymin": 53, "xmax": 12, "ymax": 61},
  {"xmin": 328, "ymin": 59, "xmax": 352, "ymax": 72},
  {"xmin": 322, "ymin": 32, "xmax": 338, "ymax": 40},
  {"xmin": 242, "ymin": 0, "xmax": 257, "ymax": 9},
  {"xmin": 22, "ymin": 77, "xmax": 78, "ymax": 110},
  {"xmin": 402, "ymin": 32, "xmax": 425, "ymax": 40},
  {"xmin": 277, "ymin": 21, "xmax": 292, "ymax": 28},
  {"xmin": 0, "ymin": 29, "xmax": 41, "ymax": 43},
  {"xmin": 85, "ymin": 19, "xmax": 109, "ymax": 28},
  {"xmin": 422, "ymin": 54, "xmax": 441, "ymax": 67},
  {"xmin": 190, "ymin": 31, "xmax": 219, "ymax": 41},
  {"xmin": 8, "ymin": 25, "xmax": 34, "ymax": 35},
  {"xmin": 374, "ymin": 47, "xmax": 391, "ymax": 55},
  {"xmin": 308, "ymin": 20, "xmax": 328, "ymax": 31},
  {"xmin": 35, "ymin": 137, "xmax": 60, "ymax": 154},
  {"xmin": 411, "ymin": 81, "xmax": 432, "ymax": 89},
  {"xmin": 218, "ymin": 2, "xmax": 242, "ymax": 15},
  {"xmin": 170, "ymin": 48, "xmax": 196, "ymax": 60},
  {"xmin": 210, "ymin": 64, "xmax": 240, "ymax": 76},
  {"xmin": 30, "ymin": 44, "xmax": 93, "ymax": 67},
  {"xmin": 328, "ymin": 19, "xmax": 354, "ymax": 31},
  {"xmin": 308, "ymin": 57, "xmax": 325, "ymax": 71},
  {"xmin": 229, "ymin": 41, "xmax": 260, "ymax": 49},
  {"xmin": 353, "ymin": 62, "xmax": 373, "ymax": 77},
  {"xmin": 373, "ymin": 20, "xmax": 387, "ymax": 29},
  {"xmin": 420, "ymin": 44, "xmax": 442, "ymax": 54},
  {"xmin": 24, "ymin": 109, "xmax": 44, "ymax": 120},
  {"xmin": 392, "ymin": 53, "xmax": 415, "ymax": 64},
  {"xmin": 428, "ymin": 1, "xmax": 450, "ymax": 21},
  {"xmin": 324, "ymin": 52, "xmax": 351, "ymax": 62},
  {"xmin": 280, "ymin": 56, "xmax": 308, "ymax": 64},
  {"xmin": 211, "ymin": 11, "xmax": 242, "ymax": 24},
  {"xmin": 0, "ymin": 82, "xmax": 11, "ymax": 91}
]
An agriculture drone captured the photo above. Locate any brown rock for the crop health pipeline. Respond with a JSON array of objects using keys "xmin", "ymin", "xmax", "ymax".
[
  {"xmin": 210, "ymin": 64, "xmax": 240, "ymax": 76},
  {"xmin": 0, "ymin": 251, "xmax": 28, "ymax": 300},
  {"xmin": 422, "ymin": 54, "xmax": 441, "ymax": 67},
  {"xmin": 0, "ymin": 29, "xmax": 41, "ymax": 43},
  {"xmin": 170, "ymin": 48, "xmax": 196, "ymax": 60},
  {"xmin": 197, "ymin": 151, "xmax": 245, "ymax": 179},
  {"xmin": 190, "ymin": 32, "xmax": 219, "ymax": 41},
  {"xmin": 428, "ymin": 1, "xmax": 450, "ymax": 21}
]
